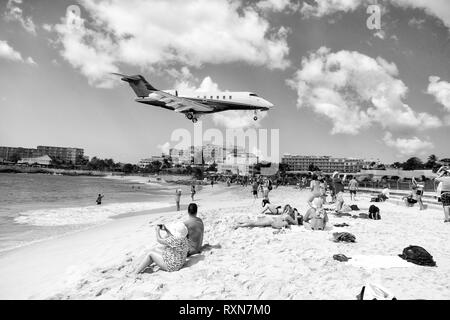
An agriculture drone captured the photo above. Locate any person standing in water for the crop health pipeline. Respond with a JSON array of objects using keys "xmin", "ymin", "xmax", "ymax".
[
  {"xmin": 96, "ymin": 194, "xmax": 104, "ymax": 205},
  {"xmin": 175, "ymin": 189, "xmax": 182, "ymax": 211},
  {"xmin": 191, "ymin": 185, "xmax": 196, "ymax": 201}
]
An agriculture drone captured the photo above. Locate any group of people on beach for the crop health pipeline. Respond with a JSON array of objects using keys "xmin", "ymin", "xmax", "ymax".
[
  {"xmin": 136, "ymin": 203, "xmax": 205, "ymax": 273},
  {"xmin": 134, "ymin": 165, "xmax": 450, "ymax": 275}
]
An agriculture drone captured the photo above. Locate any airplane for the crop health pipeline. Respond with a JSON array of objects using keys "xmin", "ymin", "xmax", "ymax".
[{"xmin": 112, "ymin": 73, "xmax": 274, "ymax": 123}]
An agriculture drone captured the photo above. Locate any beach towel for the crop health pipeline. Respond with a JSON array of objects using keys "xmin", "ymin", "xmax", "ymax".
[
  {"xmin": 349, "ymin": 255, "xmax": 413, "ymax": 269},
  {"xmin": 358, "ymin": 213, "xmax": 369, "ymax": 219},
  {"xmin": 333, "ymin": 232, "xmax": 356, "ymax": 243},
  {"xmin": 356, "ymin": 283, "xmax": 397, "ymax": 300},
  {"xmin": 398, "ymin": 246, "xmax": 436, "ymax": 267}
]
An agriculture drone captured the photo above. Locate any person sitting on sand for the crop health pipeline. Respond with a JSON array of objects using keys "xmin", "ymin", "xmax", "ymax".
[
  {"xmin": 183, "ymin": 203, "xmax": 204, "ymax": 256},
  {"xmin": 403, "ymin": 185, "xmax": 420, "ymax": 208},
  {"xmin": 96, "ymin": 194, "xmax": 104, "ymax": 205},
  {"xmin": 261, "ymin": 200, "xmax": 282, "ymax": 215},
  {"xmin": 303, "ymin": 198, "xmax": 328, "ymax": 231},
  {"xmin": 136, "ymin": 221, "xmax": 189, "ymax": 273},
  {"xmin": 235, "ymin": 206, "xmax": 302, "ymax": 229}
]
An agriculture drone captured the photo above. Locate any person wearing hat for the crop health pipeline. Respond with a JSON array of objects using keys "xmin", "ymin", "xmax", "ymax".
[
  {"xmin": 136, "ymin": 221, "xmax": 189, "ymax": 273},
  {"xmin": 303, "ymin": 197, "xmax": 328, "ymax": 231}
]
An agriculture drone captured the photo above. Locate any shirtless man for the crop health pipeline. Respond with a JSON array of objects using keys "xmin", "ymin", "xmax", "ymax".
[{"xmin": 183, "ymin": 203, "xmax": 204, "ymax": 256}]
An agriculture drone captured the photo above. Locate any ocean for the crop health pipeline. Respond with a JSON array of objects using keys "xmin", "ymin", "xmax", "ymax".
[{"xmin": 0, "ymin": 173, "xmax": 178, "ymax": 253}]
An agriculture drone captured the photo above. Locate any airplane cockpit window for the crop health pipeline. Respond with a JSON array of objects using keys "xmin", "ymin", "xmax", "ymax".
[
  {"xmin": 229, "ymin": 95, "xmax": 232, "ymax": 99},
  {"xmin": 223, "ymin": 96, "xmax": 226, "ymax": 99},
  {"xmin": 249, "ymin": 93, "xmax": 258, "ymax": 97}
]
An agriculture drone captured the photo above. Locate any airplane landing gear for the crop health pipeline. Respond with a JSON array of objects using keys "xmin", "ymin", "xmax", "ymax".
[
  {"xmin": 185, "ymin": 112, "xmax": 194, "ymax": 120},
  {"xmin": 253, "ymin": 110, "xmax": 258, "ymax": 121},
  {"xmin": 192, "ymin": 118, "xmax": 198, "ymax": 123}
]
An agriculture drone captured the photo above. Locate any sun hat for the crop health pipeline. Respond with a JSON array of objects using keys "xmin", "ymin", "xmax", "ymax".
[
  {"xmin": 165, "ymin": 221, "xmax": 188, "ymax": 238},
  {"xmin": 312, "ymin": 197, "xmax": 323, "ymax": 209}
]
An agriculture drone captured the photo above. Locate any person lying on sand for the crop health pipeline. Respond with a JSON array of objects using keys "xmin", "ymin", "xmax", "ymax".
[
  {"xmin": 304, "ymin": 198, "xmax": 328, "ymax": 231},
  {"xmin": 261, "ymin": 200, "xmax": 282, "ymax": 215},
  {"xmin": 136, "ymin": 222, "xmax": 189, "ymax": 274},
  {"xmin": 235, "ymin": 206, "xmax": 302, "ymax": 230},
  {"xmin": 183, "ymin": 203, "xmax": 204, "ymax": 256}
]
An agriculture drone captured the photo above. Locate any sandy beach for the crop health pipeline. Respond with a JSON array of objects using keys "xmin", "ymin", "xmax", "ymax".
[{"xmin": 0, "ymin": 183, "xmax": 449, "ymax": 300}]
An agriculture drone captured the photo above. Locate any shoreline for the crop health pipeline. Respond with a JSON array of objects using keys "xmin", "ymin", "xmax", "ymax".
[{"xmin": 0, "ymin": 185, "xmax": 449, "ymax": 299}]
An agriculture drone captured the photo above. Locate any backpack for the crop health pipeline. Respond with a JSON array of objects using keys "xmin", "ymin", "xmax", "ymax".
[
  {"xmin": 368, "ymin": 205, "xmax": 381, "ymax": 220},
  {"xmin": 399, "ymin": 245, "xmax": 436, "ymax": 267}
]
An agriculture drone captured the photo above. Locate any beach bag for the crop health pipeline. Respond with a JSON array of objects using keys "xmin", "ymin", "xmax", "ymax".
[
  {"xmin": 368, "ymin": 205, "xmax": 381, "ymax": 220},
  {"xmin": 398, "ymin": 245, "xmax": 436, "ymax": 267},
  {"xmin": 350, "ymin": 204, "xmax": 360, "ymax": 211}
]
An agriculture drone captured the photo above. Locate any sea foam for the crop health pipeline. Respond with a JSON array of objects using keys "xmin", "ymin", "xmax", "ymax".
[{"xmin": 14, "ymin": 202, "xmax": 172, "ymax": 226}]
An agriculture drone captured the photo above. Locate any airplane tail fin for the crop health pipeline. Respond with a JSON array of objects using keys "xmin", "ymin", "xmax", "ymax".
[{"xmin": 112, "ymin": 73, "xmax": 157, "ymax": 97}]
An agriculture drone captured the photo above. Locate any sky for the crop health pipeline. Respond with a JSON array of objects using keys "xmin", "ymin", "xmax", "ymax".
[{"xmin": 0, "ymin": 0, "xmax": 449, "ymax": 164}]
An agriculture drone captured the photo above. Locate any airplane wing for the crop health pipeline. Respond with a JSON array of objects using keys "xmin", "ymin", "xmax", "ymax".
[{"xmin": 156, "ymin": 91, "xmax": 214, "ymax": 113}]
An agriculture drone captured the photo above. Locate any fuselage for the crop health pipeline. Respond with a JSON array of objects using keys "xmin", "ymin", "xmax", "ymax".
[{"xmin": 136, "ymin": 90, "xmax": 274, "ymax": 114}]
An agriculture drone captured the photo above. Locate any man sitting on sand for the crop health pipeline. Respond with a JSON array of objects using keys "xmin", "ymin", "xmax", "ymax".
[
  {"xmin": 303, "ymin": 198, "xmax": 328, "ymax": 231},
  {"xmin": 183, "ymin": 203, "xmax": 204, "ymax": 256}
]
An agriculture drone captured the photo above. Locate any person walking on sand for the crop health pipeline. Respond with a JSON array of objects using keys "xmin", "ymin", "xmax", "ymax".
[
  {"xmin": 96, "ymin": 194, "xmax": 104, "ymax": 205},
  {"xmin": 252, "ymin": 180, "xmax": 259, "ymax": 200},
  {"xmin": 136, "ymin": 221, "xmax": 189, "ymax": 273},
  {"xmin": 175, "ymin": 189, "xmax": 182, "ymax": 211},
  {"xmin": 435, "ymin": 167, "xmax": 450, "ymax": 222},
  {"xmin": 183, "ymin": 203, "xmax": 204, "ymax": 256},
  {"xmin": 348, "ymin": 177, "xmax": 358, "ymax": 202},
  {"xmin": 190, "ymin": 185, "xmax": 196, "ymax": 201}
]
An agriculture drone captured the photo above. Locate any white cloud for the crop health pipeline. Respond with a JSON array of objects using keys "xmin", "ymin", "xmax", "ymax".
[
  {"xmin": 408, "ymin": 17, "xmax": 426, "ymax": 29},
  {"xmin": 287, "ymin": 47, "xmax": 442, "ymax": 135},
  {"xmin": 157, "ymin": 142, "xmax": 171, "ymax": 155},
  {"xmin": 427, "ymin": 76, "xmax": 450, "ymax": 112},
  {"xmin": 383, "ymin": 132, "xmax": 434, "ymax": 156},
  {"xmin": 4, "ymin": 0, "xmax": 37, "ymax": 35},
  {"xmin": 170, "ymin": 72, "xmax": 267, "ymax": 128},
  {"xmin": 298, "ymin": 0, "xmax": 450, "ymax": 32},
  {"xmin": 256, "ymin": 0, "xmax": 299, "ymax": 12},
  {"xmin": 52, "ymin": 0, "xmax": 290, "ymax": 88},
  {"xmin": 300, "ymin": 0, "xmax": 366, "ymax": 18},
  {"xmin": 42, "ymin": 24, "xmax": 53, "ymax": 32},
  {"xmin": 392, "ymin": 0, "xmax": 450, "ymax": 29},
  {"xmin": 0, "ymin": 39, "xmax": 35, "ymax": 65},
  {"xmin": 0, "ymin": 40, "xmax": 23, "ymax": 62},
  {"xmin": 25, "ymin": 56, "xmax": 37, "ymax": 65}
]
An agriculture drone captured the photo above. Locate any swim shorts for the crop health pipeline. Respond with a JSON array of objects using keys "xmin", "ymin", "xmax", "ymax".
[{"xmin": 441, "ymin": 192, "xmax": 450, "ymax": 207}]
